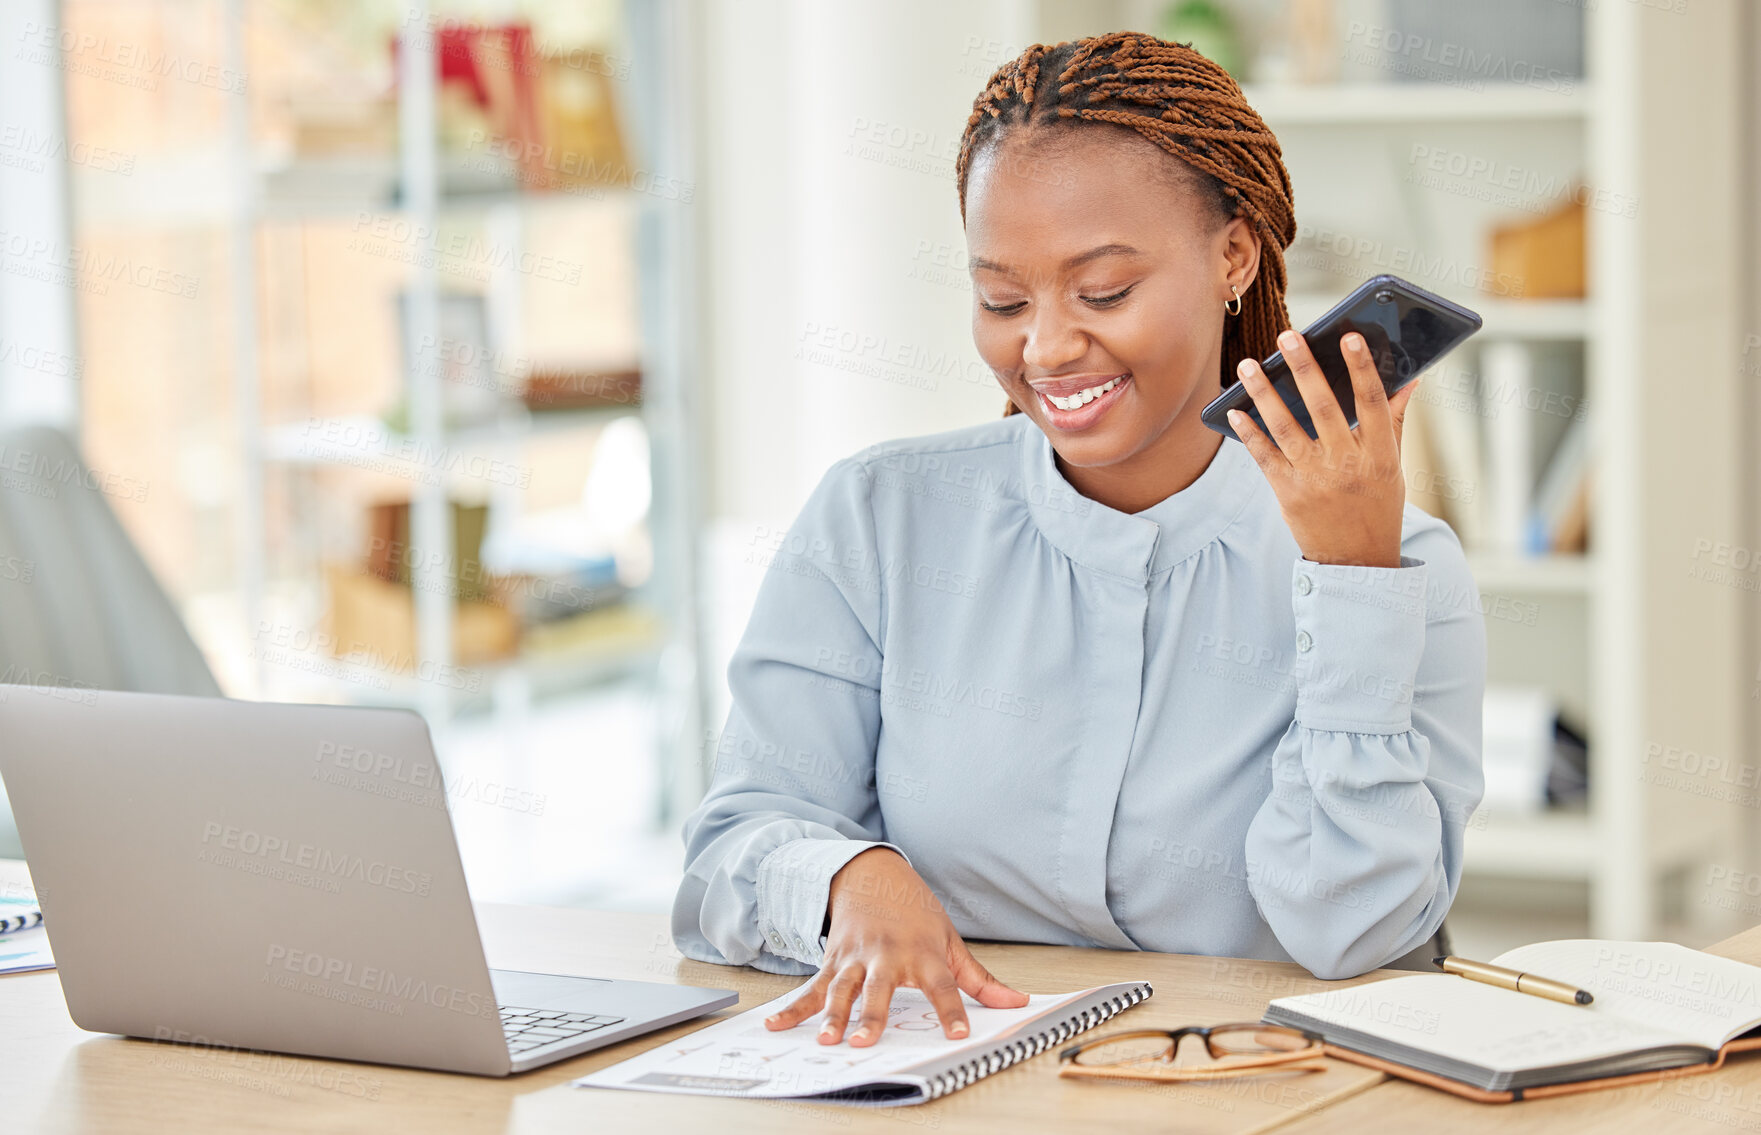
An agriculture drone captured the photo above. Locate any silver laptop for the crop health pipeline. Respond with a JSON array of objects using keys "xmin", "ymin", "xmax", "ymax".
[{"xmin": 0, "ymin": 686, "xmax": 736, "ymax": 1075}]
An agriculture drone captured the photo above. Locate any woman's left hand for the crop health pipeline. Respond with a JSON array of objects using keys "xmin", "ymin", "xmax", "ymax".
[{"xmin": 1227, "ymin": 329, "xmax": 1416, "ymax": 569}]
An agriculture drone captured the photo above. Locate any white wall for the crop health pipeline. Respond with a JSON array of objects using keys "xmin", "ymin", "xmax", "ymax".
[
  {"xmin": 696, "ymin": 0, "xmax": 1033, "ymax": 721},
  {"xmin": 0, "ymin": 0, "xmax": 80, "ymax": 428},
  {"xmin": 699, "ymin": 0, "xmax": 1033, "ymax": 523}
]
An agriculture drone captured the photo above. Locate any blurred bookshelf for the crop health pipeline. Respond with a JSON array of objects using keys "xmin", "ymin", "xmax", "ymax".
[
  {"xmin": 58, "ymin": 0, "xmax": 709, "ymax": 825},
  {"xmin": 260, "ymin": 405, "xmax": 645, "ymax": 470},
  {"xmin": 1262, "ymin": 7, "xmax": 1720, "ymax": 938},
  {"xmin": 1037, "ymin": 0, "xmax": 1750, "ymax": 941},
  {"xmin": 260, "ymin": 4, "xmax": 700, "ymax": 824},
  {"xmin": 1462, "ymin": 810, "xmax": 1596, "ymax": 879},
  {"xmin": 1462, "ymin": 552, "xmax": 1591, "ymax": 596},
  {"xmin": 1242, "ymin": 12, "xmax": 1608, "ymax": 914}
]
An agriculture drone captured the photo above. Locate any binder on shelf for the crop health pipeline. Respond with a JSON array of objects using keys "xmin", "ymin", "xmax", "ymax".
[
  {"xmin": 1482, "ymin": 339, "xmax": 1533, "ymax": 556},
  {"xmin": 1417, "ymin": 357, "xmax": 1486, "ymax": 549},
  {"xmin": 1481, "ymin": 684, "xmax": 1559, "ymax": 814},
  {"xmin": 1529, "ymin": 409, "xmax": 1592, "ymax": 556}
]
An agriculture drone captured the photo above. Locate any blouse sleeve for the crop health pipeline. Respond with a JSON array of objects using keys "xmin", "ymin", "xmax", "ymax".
[
  {"xmin": 1242, "ymin": 519, "xmax": 1487, "ymax": 979},
  {"xmin": 671, "ymin": 457, "xmax": 908, "ymax": 976}
]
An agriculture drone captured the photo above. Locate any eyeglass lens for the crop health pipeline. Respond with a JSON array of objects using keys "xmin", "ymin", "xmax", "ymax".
[
  {"xmin": 1206, "ymin": 1026, "xmax": 1315, "ymax": 1056},
  {"xmin": 1072, "ymin": 1026, "xmax": 1313, "ymax": 1066}
]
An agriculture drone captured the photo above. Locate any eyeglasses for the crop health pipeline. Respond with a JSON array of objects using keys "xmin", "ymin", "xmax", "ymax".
[{"xmin": 1058, "ymin": 1023, "xmax": 1328, "ymax": 1083}]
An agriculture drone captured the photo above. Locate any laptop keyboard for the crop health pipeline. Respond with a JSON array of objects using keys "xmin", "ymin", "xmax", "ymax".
[{"xmin": 500, "ymin": 1005, "xmax": 627, "ymax": 1055}]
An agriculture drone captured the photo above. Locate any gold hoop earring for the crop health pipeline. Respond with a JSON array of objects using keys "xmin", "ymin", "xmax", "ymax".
[{"xmin": 1224, "ymin": 285, "xmax": 1243, "ymax": 316}]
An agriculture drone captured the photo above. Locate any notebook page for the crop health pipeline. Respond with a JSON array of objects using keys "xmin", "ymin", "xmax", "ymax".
[
  {"xmin": 1493, "ymin": 940, "xmax": 1761, "ymax": 1049},
  {"xmin": 1272, "ymin": 973, "xmax": 1690, "ymax": 1073},
  {"xmin": 575, "ymin": 983, "xmax": 1116, "ymax": 1100},
  {"xmin": 0, "ymin": 924, "xmax": 55, "ymax": 975}
]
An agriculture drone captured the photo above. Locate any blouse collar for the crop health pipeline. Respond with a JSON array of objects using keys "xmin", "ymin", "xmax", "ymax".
[{"xmin": 1017, "ymin": 417, "xmax": 1261, "ymax": 584}]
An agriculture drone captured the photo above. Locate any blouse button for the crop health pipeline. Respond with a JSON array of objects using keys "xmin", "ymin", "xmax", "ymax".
[
  {"xmin": 1296, "ymin": 574, "xmax": 1313, "ymax": 595},
  {"xmin": 1296, "ymin": 630, "xmax": 1313, "ymax": 652}
]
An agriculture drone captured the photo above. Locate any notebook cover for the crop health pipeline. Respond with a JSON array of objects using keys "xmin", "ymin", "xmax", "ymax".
[{"xmin": 1320, "ymin": 1033, "xmax": 1761, "ymax": 1104}]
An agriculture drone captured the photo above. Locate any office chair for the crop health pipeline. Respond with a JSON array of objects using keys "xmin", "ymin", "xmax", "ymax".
[{"xmin": 0, "ymin": 425, "xmax": 220, "ymax": 857}]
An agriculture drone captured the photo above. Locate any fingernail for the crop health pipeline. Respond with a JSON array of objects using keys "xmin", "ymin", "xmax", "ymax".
[
  {"xmin": 950, "ymin": 1022, "xmax": 969, "ymax": 1038},
  {"xmin": 1237, "ymin": 359, "xmax": 1253, "ymax": 378},
  {"xmin": 852, "ymin": 1027, "xmax": 872, "ymax": 1041},
  {"xmin": 1227, "ymin": 409, "xmax": 1243, "ymax": 425},
  {"xmin": 1279, "ymin": 330, "xmax": 1299, "ymax": 350}
]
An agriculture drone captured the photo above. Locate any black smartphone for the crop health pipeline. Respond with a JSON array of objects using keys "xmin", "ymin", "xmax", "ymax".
[{"xmin": 1200, "ymin": 274, "xmax": 1483, "ymax": 443}]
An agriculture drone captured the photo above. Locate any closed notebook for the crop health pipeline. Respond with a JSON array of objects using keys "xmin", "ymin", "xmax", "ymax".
[
  {"xmin": 0, "ymin": 894, "xmax": 42, "ymax": 935},
  {"xmin": 0, "ymin": 895, "xmax": 53, "ymax": 975},
  {"xmin": 1263, "ymin": 939, "xmax": 1761, "ymax": 1096},
  {"xmin": 576, "ymin": 980, "xmax": 1152, "ymax": 1106}
]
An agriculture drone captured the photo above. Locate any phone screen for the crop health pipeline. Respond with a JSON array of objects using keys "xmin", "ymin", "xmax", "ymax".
[{"xmin": 1205, "ymin": 278, "xmax": 1480, "ymax": 442}]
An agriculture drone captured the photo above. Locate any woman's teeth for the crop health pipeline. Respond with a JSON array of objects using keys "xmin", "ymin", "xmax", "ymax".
[{"xmin": 1046, "ymin": 376, "xmax": 1122, "ymax": 411}]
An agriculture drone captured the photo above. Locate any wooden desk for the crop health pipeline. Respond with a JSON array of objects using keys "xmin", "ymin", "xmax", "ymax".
[
  {"xmin": 0, "ymin": 857, "xmax": 1388, "ymax": 1135},
  {"xmin": 5, "ymin": 847, "xmax": 1754, "ymax": 1135}
]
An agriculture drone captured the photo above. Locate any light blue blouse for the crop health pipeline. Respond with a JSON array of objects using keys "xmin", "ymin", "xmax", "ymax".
[{"xmin": 673, "ymin": 413, "xmax": 1485, "ymax": 980}]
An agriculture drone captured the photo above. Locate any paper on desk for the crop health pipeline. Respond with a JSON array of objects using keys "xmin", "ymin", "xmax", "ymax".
[
  {"xmin": 573, "ymin": 982, "xmax": 1104, "ymax": 1105},
  {"xmin": 0, "ymin": 925, "xmax": 53, "ymax": 975}
]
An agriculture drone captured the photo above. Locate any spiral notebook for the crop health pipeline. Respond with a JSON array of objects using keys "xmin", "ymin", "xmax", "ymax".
[
  {"xmin": 574, "ymin": 980, "xmax": 1153, "ymax": 1106},
  {"xmin": 0, "ymin": 894, "xmax": 53, "ymax": 975},
  {"xmin": 0, "ymin": 895, "xmax": 43, "ymax": 936}
]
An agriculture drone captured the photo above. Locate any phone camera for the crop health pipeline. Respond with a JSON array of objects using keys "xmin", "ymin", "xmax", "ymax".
[{"xmin": 1374, "ymin": 289, "xmax": 1394, "ymax": 304}]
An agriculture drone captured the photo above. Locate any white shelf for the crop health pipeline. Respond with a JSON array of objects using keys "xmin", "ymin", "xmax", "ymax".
[
  {"xmin": 430, "ymin": 405, "xmax": 642, "ymax": 449},
  {"xmin": 1464, "ymin": 809, "xmax": 1726, "ymax": 887},
  {"xmin": 273, "ymin": 608, "xmax": 666, "ymax": 715},
  {"xmin": 258, "ymin": 153, "xmax": 643, "ymax": 218},
  {"xmin": 1466, "ymin": 553, "xmax": 1593, "ymax": 595},
  {"xmin": 261, "ymin": 406, "xmax": 639, "ymax": 471},
  {"xmin": 1463, "ymin": 810, "xmax": 1596, "ymax": 879},
  {"xmin": 1463, "ymin": 298, "xmax": 1590, "ymax": 339},
  {"xmin": 69, "ymin": 150, "xmax": 641, "ymax": 225},
  {"xmin": 1241, "ymin": 82, "xmax": 1592, "ymax": 126}
]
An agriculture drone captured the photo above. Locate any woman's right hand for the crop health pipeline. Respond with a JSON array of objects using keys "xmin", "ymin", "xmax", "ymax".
[{"xmin": 762, "ymin": 847, "xmax": 1030, "ymax": 1046}]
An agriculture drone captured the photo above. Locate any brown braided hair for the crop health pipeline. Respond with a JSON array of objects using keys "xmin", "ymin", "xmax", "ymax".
[{"xmin": 956, "ymin": 32, "xmax": 1296, "ymax": 417}]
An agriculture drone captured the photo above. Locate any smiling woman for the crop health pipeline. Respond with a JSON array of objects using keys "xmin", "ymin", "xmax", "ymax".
[
  {"xmin": 673, "ymin": 31, "xmax": 1486, "ymax": 1054},
  {"xmin": 959, "ymin": 33, "xmax": 1295, "ymax": 418},
  {"xmin": 956, "ymin": 34, "xmax": 1297, "ymax": 516}
]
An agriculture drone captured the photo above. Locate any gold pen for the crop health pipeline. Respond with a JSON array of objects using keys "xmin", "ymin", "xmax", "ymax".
[{"xmin": 1433, "ymin": 955, "xmax": 1594, "ymax": 1006}]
